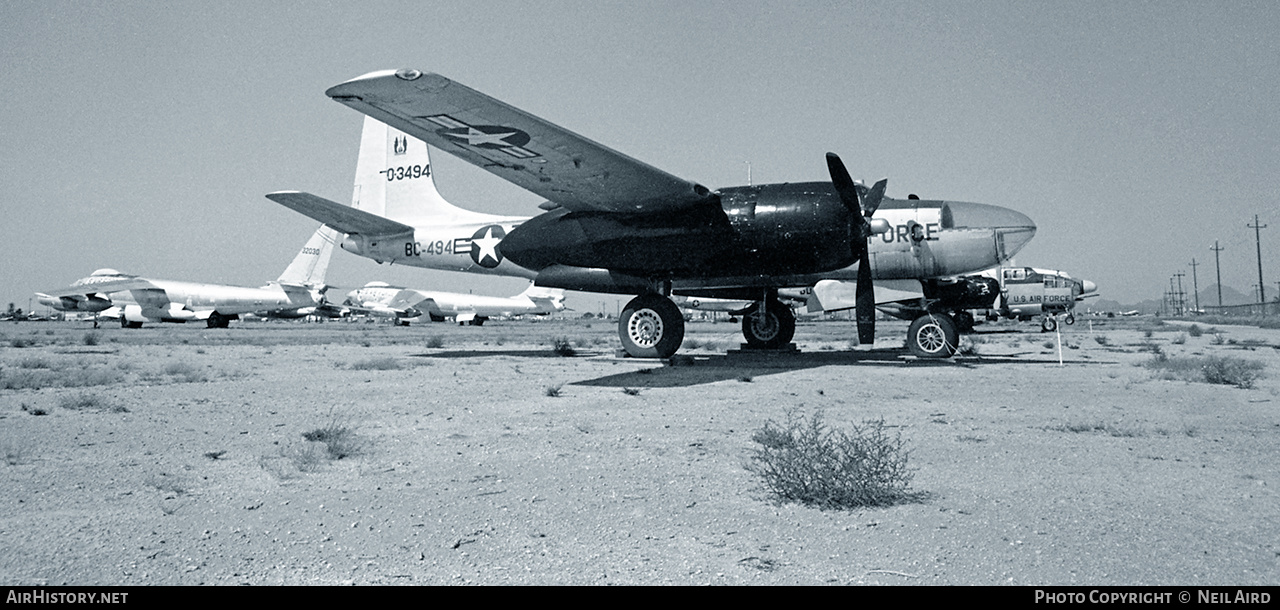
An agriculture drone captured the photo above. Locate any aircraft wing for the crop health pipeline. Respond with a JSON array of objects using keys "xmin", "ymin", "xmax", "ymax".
[
  {"xmin": 325, "ymin": 70, "xmax": 716, "ymax": 214},
  {"xmin": 40, "ymin": 278, "xmax": 159, "ymax": 298},
  {"xmin": 265, "ymin": 191, "xmax": 414, "ymax": 236}
]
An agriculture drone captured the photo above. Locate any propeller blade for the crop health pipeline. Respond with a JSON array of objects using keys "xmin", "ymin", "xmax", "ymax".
[
  {"xmin": 856, "ymin": 248, "xmax": 875, "ymax": 345},
  {"xmin": 825, "ymin": 152, "xmax": 863, "ymax": 219},
  {"xmin": 863, "ymin": 178, "xmax": 888, "ymax": 217}
]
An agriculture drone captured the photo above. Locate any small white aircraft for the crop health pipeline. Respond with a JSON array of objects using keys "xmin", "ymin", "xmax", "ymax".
[
  {"xmin": 344, "ymin": 281, "xmax": 565, "ymax": 326},
  {"xmin": 37, "ymin": 226, "xmax": 340, "ymax": 328},
  {"xmin": 970, "ymin": 265, "xmax": 1098, "ymax": 331}
]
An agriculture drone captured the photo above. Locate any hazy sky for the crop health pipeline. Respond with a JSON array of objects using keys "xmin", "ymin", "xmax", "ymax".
[{"xmin": 4, "ymin": 0, "xmax": 1279, "ymax": 312}]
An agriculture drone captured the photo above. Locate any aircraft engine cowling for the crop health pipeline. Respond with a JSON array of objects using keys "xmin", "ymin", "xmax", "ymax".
[
  {"xmin": 62, "ymin": 295, "xmax": 112, "ymax": 312},
  {"xmin": 924, "ymin": 276, "xmax": 1001, "ymax": 311}
]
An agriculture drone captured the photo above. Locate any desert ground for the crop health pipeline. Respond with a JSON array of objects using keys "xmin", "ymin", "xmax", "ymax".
[{"xmin": 0, "ymin": 315, "xmax": 1276, "ymax": 585}]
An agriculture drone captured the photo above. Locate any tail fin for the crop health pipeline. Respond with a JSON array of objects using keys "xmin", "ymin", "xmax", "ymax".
[
  {"xmin": 352, "ymin": 116, "xmax": 493, "ymax": 225},
  {"xmin": 519, "ymin": 282, "xmax": 566, "ymax": 313},
  {"xmin": 278, "ymin": 225, "xmax": 339, "ymax": 286}
]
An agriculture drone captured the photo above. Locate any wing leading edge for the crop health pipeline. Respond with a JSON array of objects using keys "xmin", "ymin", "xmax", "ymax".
[{"xmin": 325, "ymin": 70, "xmax": 715, "ymax": 215}]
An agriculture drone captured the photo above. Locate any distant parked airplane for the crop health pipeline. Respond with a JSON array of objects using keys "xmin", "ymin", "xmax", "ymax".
[{"xmin": 37, "ymin": 226, "xmax": 340, "ymax": 328}]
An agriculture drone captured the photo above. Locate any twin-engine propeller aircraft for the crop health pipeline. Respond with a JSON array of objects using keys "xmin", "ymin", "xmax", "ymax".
[
  {"xmin": 344, "ymin": 281, "xmax": 565, "ymax": 326},
  {"xmin": 971, "ymin": 266, "xmax": 1098, "ymax": 331},
  {"xmin": 268, "ymin": 69, "xmax": 1036, "ymax": 358},
  {"xmin": 37, "ymin": 226, "xmax": 341, "ymax": 328}
]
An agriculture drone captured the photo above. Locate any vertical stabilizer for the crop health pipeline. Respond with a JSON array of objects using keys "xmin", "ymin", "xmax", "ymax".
[
  {"xmin": 278, "ymin": 225, "xmax": 339, "ymax": 286},
  {"xmin": 352, "ymin": 116, "xmax": 494, "ymax": 225}
]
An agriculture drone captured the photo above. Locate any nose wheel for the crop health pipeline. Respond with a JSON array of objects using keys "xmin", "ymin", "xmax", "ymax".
[
  {"xmin": 907, "ymin": 314, "xmax": 958, "ymax": 358},
  {"xmin": 618, "ymin": 294, "xmax": 685, "ymax": 358},
  {"xmin": 742, "ymin": 299, "xmax": 796, "ymax": 349}
]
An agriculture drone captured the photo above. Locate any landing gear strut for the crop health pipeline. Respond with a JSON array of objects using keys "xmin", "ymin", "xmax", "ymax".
[
  {"xmin": 907, "ymin": 314, "xmax": 958, "ymax": 358},
  {"xmin": 1041, "ymin": 315, "xmax": 1058, "ymax": 333},
  {"xmin": 741, "ymin": 299, "xmax": 796, "ymax": 349},
  {"xmin": 618, "ymin": 293, "xmax": 685, "ymax": 358}
]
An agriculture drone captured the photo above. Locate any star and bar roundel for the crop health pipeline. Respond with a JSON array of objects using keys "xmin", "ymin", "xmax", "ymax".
[
  {"xmin": 425, "ymin": 115, "xmax": 541, "ymax": 160},
  {"xmin": 469, "ymin": 225, "xmax": 505, "ymax": 268}
]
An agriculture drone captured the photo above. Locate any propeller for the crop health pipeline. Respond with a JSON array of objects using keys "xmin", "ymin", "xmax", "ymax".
[{"xmin": 825, "ymin": 153, "xmax": 885, "ymax": 346}]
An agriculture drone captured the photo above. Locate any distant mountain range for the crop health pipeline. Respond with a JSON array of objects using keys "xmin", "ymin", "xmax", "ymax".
[{"xmin": 1090, "ymin": 284, "xmax": 1257, "ymax": 314}]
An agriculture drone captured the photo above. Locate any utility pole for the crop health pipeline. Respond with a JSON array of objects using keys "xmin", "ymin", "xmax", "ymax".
[
  {"xmin": 1189, "ymin": 258, "xmax": 1200, "ymax": 313},
  {"xmin": 1248, "ymin": 215, "xmax": 1267, "ymax": 306},
  {"xmin": 1211, "ymin": 241, "xmax": 1225, "ymax": 307},
  {"xmin": 1174, "ymin": 272, "xmax": 1186, "ymax": 315}
]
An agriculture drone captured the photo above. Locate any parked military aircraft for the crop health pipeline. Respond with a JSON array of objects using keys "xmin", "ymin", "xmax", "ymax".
[
  {"xmin": 344, "ymin": 281, "xmax": 565, "ymax": 325},
  {"xmin": 970, "ymin": 266, "xmax": 1098, "ymax": 331},
  {"xmin": 268, "ymin": 69, "xmax": 1037, "ymax": 358},
  {"xmin": 37, "ymin": 226, "xmax": 340, "ymax": 328}
]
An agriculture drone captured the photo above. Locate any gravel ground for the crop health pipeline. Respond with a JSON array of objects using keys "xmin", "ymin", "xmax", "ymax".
[{"xmin": 1, "ymin": 317, "xmax": 1276, "ymax": 585}]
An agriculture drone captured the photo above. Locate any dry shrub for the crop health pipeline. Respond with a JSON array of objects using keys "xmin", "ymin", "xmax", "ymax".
[
  {"xmin": 301, "ymin": 413, "xmax": 363, "ymax": 460},
  {"xmin": 551, "ymin": 337, "xmax": 576, "ymax": 357},
  {"xmin": 746, "ymin": 411, "xmax": 918, "ymax": 510},
  {"xmin": 348, "ymin": 357, "xmax": 401, "ymax": 370},
  {"xmin": 1145, "ymin": 355, "xmax": 1265, "ymax": 389}
]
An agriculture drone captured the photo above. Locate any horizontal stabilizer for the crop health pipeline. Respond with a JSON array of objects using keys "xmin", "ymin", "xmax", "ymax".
[{"xmin": 266, "ymin": 191, "xmax": 414, "ymax": 236}]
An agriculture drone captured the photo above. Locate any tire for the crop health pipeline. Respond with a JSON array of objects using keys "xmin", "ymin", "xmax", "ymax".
[
  {"xmin": 1041, "ymin": 316, "xmax": 1058, "ymax": 332},
  {"xmin": 1064, "ymin": 313, "xmax": 1075, "ymax": 325},
  {"xmin": 618, "ymin": 294, "xmax": 685, "ymax": 358},
  {"xmin": 907, "ymin": 314, "xmax": 958, "ymax": 358},
  {"xmin": 741, "ymin": 300, "xmax": 796, "ymax": 349}
]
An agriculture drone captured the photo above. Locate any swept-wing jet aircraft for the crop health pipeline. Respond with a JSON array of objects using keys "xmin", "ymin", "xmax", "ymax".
[
  {"xmin": 971, "ymin": 266, "xmax": 1098, "ymax": 331},
  {"xmin": 268, "ymin": 70, "xmax": 1036, "ymax": 358},
  {"xmin": 345, "ymin": 281, "xmax": 565, "ymax": 325},
  {"xmin": 37, "ymin": 226, "xmax": 340, "ymax": 328}
]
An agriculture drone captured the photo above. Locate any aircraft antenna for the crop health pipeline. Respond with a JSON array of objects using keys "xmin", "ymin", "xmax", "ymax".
[
  {"xmin": 1210, "ymin": 241, "xmax": 1225, "ymax": 308},
  {"xmin": 746, "ymin": 161, "xmax": 752, "ymax": 186}
]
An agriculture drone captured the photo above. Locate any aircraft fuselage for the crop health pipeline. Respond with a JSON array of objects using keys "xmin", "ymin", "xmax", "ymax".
[{"xmin": 343, "ymin": 182, "xmax": 1035, "ymax": 297}]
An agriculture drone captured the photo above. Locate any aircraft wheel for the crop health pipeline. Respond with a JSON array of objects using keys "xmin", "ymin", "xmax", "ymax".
[
  {"xmin": 618, "ymin": 294, "xmax": 685, "ymax": 358},
  {"xmin": 907, "ymin": 314, "xmax": 958, "ymax": 358},
  {"xmin": 395, "ymin": 319, "xmax": 410, "ymax": 327},
  {"xmin": 1064, "ymin": 313, "xmax": 1076, "ymax": 325},
  {"xmin": 741, "ymin": 300, "xmax": 796, "ymax": 349},
  {"xmin": 1041, "ymin": 316, "xmax": 1058, "ymax": 333},
  {"xmin": 123, "ymin": 320, "xmax": 143, "ymax": 329},
  {"xmin": 207, "ymin": 313, "xmax": 224, "ymax": 329}
]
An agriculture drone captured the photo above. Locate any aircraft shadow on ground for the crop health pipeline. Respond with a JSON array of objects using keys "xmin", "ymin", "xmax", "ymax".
[
  {"xmin": 574, "ymin": 350, "xmax": 1108, "ymax": 388},
  {"xmin": 407, "ymin": 348, "xmax": 1111, "ymax": 388}
]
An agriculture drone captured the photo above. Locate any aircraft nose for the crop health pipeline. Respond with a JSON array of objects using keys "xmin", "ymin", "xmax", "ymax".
[
  {"xmin": 943, "ymin": 201, "xmax": 1037, "ymax": 260},
  {"xmin": 1081, "ymin": 280, "xmax": 1097, "ymax": 295}
]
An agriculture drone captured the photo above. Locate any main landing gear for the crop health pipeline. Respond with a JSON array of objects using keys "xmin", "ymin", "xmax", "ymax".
[
  {"xmin": 206, "ymin": 312, "xmax": 232, "ymax": 329},
  {"xmin": 618, "ymin": 293, "xmax": 685, "ymax": 358},
  {"xmin": 741, "ymin": 299, "xmax": 796, "ymax": 349}
]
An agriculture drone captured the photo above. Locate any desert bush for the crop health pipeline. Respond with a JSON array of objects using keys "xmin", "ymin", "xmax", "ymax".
[
  {"xmin": 1145, "ymin": 355, "xmax": 1265, "ymax": 389},
  {"xmin": 621, "ymin": 387, "xmax": 642, "ymax": 396},
  {"xmin": 82, "ymin": 332, "xmax": 101, "ymax": 346},
  {"xmin": 425, "ymin": 335, "xmax": 445, "ymax": 349},
  {"xmin": 1212, "ymin": 333, "xmax": 1225, "ymax": 345},
  {"xmin": 544, "ymin": 384, "xmax": 563, "ymax": 397},
  {"xmin": 58, "ymin": 392, "xmax": 127, "ymax": 412},
  {"xmin": 551, "ymin": 337, "xmax": 576, "ymax": 357},
  {"xmin": 348, "ymin": 356, "xmax": 401, "ymax": 371},
  {"xmin": 301, "ymin": 412, "xmax": 363, "ymax": 460},
  {"xmin": 1094, "ymin": 334, "xmax": 1109, "ymax": 346},
  {"xmin": 745, "ymin": 411, "xmax": 917, "ymax": 510},
  {"xmin": 9, "ymin": 337, "xmax": 36, "ymax": 348},
  {"xmin": 1045, "ymin": 422, "xmax": 1143, "ymax": 437},
  {"xmin": 1172, "ymin": 333, "xmax": 1187, "ymax": 345},
  {"xmin": 957, "ymin": 338, "xmax": 981, "ymax": 356},
  {"xmin": 683, "ymin": 338, "xmax": 702, "ymax": 350},
  {"xmin": 162, "ymin": 361, "xmax": 208, "ymax": 383},
  {"xmin": 1187, "ymin": 324, "xmax": 1203, "ymax": 337}
]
